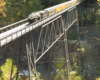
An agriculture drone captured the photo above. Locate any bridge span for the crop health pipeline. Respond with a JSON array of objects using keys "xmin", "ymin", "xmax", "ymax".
[{"xmin": 0, "ymin": 0, "xmax": 85, "ymax": 80}]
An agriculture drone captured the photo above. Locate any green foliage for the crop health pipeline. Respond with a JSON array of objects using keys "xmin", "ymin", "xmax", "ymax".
[
  {"xmin": 95, "ymin": 66, "xmax": 100, "ymax": 78},
  {"xmin": 0, "ymin": 69, "xmax": 2, "ymax": 80},
  {"xmin": 93, "ymin": 4, "xmax": 100, "ymax": 28},
  {"xmin": 83, "ymin": 27, "xmax": 87, "ymax": 32},
  {"xmin": 52, "ymin": 58, "xmax": 68, "ymax": 80},
  {"xmin": 5, "ymin": 0, "xmax": 43, "ymax": 18},
  {"xmin": 77, "ymin": 45, "xmax": 89, "ymax": 59},
  {"xmin": 49, "ymin": 0, "xmax": 66, "ymax": 7},
  {"xmin": 40, "ymin": 0, "xmax": 66, "ymax": 8},
  {"xmin": 95, "ymin": 16, "xmax": 100, "ymax": 28},
  {"xmin": 96, "ymin": 77, "xmax": 100, "ymax": 80},
  {"xmin": 70, "ymin": 66, "xmax": 84, "ymax": 80},
  {"xmin": 70, "ymin": 54, "xmax": 78, "ymax": 70},
  {"xmin": 27, "ymin": 69, "xmax": 43, "ymax": 80},
  {"xmin": 0, "ymin": 58, "xmax": 20, "ymax": 80},
  {"xmin": 81, "ymin": 11, "xmax": 92, "ymax": 23},
  {"xmin": 53, "ymin": 69, "xmax": 67, "ymax": 80},
  {"xmin": 94, "ymin": 66, "xmax": 100, "ymax": 80},
  {"xmin": 70, "ymin": 71, "xmax": 76, "ymax": 80},
  {"xmin": 73, "ymin": 61, "xmax": 77, "ymax": 69},
  {"xmin": 0, "ymin": 58, "xmax": 43, "ymax": 80},
  {"xmin": 36, "ymin": 72, "xmax": 43, "ymax": 80},
  {"xmin": 81, "ymin": 3, "xmax": 100, "ymax": 29},
  {"xmin": 0, "ymin": 0, "xmax": 6, "ymax": 17},
  {"xmin": 76, "ymin": 66, "xmax": 82, "ymax": 76},
  {"xmin": 68, "ymin": 31, "xmax": 77, "ymax": 40},
  {"xmin": 97, "ymin": 0, "xmax": 100, "ymax": 4},
  {"xmin": 70, "ymin": 72, "xmax": 84, "ymax": 80},
  {"xmin": 77, "ymin": 45, "xmax": 89, "ymax": 53},
  {"xmin": 40, "ymin": 0, "xmax": 49, "ymax": 8},
  {"xmin": 52, "ymin": 57, "xmax": 84, "ymax": 80},
  {"xmin": 55, "ymin": 58, "xmax": 65, "ymax": 69},
  {"xmin": 82, "ymin": 45, "xmax": 89, "ymax": 53}
]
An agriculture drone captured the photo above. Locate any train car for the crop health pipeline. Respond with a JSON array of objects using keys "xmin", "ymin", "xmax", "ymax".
[
  {"xmin": 69, "ymin": 0, "xmax": 73, "ymax": 6},
  {"xmin": 28, "ymin": 12, "xmax": 41, "ymax": 20},
  {"xmin": 72, "ymin": 0, "xmax": 76, "ymax": 4},
  {"xmin": 61, "ymin": 3, "xmax": 67, "ymax": 10},
  {"xmin": 39, "ymin": 10, "xmax": 48, "ymax": 19},
  {"xmin": 54, "ymin": 1, "xmax": 69, "ymax": 13},
  {"xmin": 28, "ymin": 0, "xmax": 84, "ymax": 22},
  {"xmin": 44, "ymin": 6, "xmax": 57, "ymax": 16},
  {"xmin": 28, "ymin": 12, "xmax": 41, "ymax": 24},
  {"xmin": 64, "ymin": 1, "xmax": 70, "ymax": 8},
  {"xmin": 55, "ymin": 4, "xmax": 63, "ymax": 12}
]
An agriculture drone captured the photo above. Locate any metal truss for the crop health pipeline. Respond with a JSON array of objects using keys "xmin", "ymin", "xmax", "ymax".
[{"xmin": 0, "ymin": 6, "xmax": 82, "ymax": 80}]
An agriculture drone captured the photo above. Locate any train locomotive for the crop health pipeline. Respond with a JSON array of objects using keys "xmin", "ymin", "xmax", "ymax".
[{"xmin": 28, "ymin": 0, "xmax": 83, "ymax": 23}]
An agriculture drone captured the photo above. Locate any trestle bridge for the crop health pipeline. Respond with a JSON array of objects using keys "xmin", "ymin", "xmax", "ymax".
[{"xmin": 0, "ymin": 0, "xmax": 85, "ymax": 80}]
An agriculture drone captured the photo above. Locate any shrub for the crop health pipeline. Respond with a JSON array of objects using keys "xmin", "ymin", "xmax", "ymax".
[
  {"xmin": 70, "ymin": 66, "xmax": 84, "ymax": 80},
  {"xmin": 29, "ymin": 69, "xmax": 43, "ymax": 80},
  {"xmin": 95, "ymin": 66, "xmax": 100, "ymax": 78},
  {"xmin": 76, "ymin": 66, "xmax": 82, "ymax": 76}
]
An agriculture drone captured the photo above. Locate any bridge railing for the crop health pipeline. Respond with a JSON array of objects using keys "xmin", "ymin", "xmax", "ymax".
[{"xmin": 0, "ymin": 18, "xmax": 28, "ymax": 33}]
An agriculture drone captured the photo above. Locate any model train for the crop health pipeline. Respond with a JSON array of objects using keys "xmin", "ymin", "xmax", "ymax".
[{"xmin": 28, "ymin": 0, "xmax": 82, "ymax": 22}]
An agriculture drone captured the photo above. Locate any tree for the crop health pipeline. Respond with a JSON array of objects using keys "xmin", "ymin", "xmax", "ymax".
[
  {"xmin": 0, "ymin": 0, "xmax": 43, "ymax": 27},
  {"xmin": 40, "ymin": 0, "xmax": 49, "ymax": 8},
  {"xmin": 40, "ymin": 0, "xmax": 67, "ymax": 9},
  {"xmin": 5, "ymin": 0, "xmax": 43, "ymax": 19},
  {"xmin": 0, "ymin": 0, "xmax": 6, "ymax": 17},
  {"xmin": 49, "ymin": 0, "xmax": 66, "ymax": 7},
  {"xmin": 0, "ymin": 58, "xmax": 20, "ymax": 80}
]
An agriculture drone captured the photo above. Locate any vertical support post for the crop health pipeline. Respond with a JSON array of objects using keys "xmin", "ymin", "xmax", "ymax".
[
  {"xmin": 64, "ymin": 30, "xmax": 70, "ymax": 80},
  {"xmin": 31, "ymin": 31, "xmax": 37, "ymax": 80},
  {"xmin": 25, "ymin": 34, "xmax": 31, "ymax": 80},
  {"xmin": 63, "ymin": 12, "xmax": 70, "ymax": 79},
  {"xmin": 47, "ymin": 48, "xmax": 53, "ymax": 80}
]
